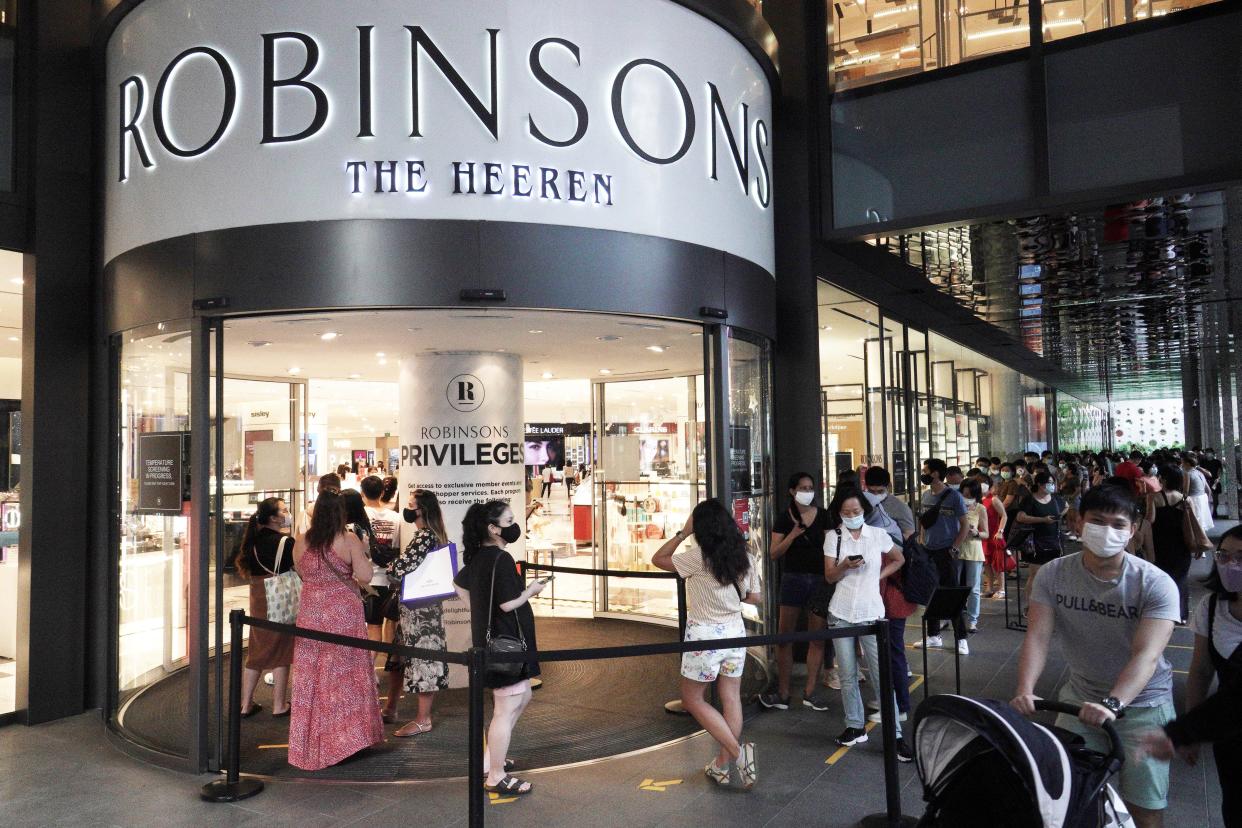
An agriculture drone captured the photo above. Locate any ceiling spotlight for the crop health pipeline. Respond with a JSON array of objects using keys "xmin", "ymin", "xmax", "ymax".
[
  {"xmin": 248, "ymin": 340, "xmax": 272, "ymax": 348},
  {"xmin": 599, "ymin": 368, "xmax": 612, "ymax": 375},
  {"xmin": 320, "ymin": 331, "xmax": 340, "ymax": 341},
  {"xmin": 348, "ymin": 373, "xmax": 361, "ymax": 379},
  {"xmin": 9, "ymin": 277, "xmax": 21, "ymax": 285},
  {"xmin": 288, "ymin": 367, "xmax": 301, "ymax": 375},
  {"xmin": 821, "ymin": 325, "xmax": 833, "ymax": 331},
  {"xmin": 597, "ymin": 335, "xmax": 621, "ymax": 342},
  {"xmin": 541, "ymin": 371, "xmax": 554, "ymax": 379},
  {"xmin": 6, "ymin": 336, "xmax": 16, "ymax": 342},
  {"xmin": 646, "ymin": 345, "xmax": 665, "ymax": 353},
  {"xmin": 375, "ymin": 351, "xmax": 386, "ymax": 357},
  {"xmin": 529, "ymin": 329, "xmax": 544, "ymax": 334},
  {"xmin": 378, "ymin": 358, "xmax": 388, "ymax": 365},
  {"xmin": 690, "ymin": 332, "xmax": 703, "ymax": 337}
]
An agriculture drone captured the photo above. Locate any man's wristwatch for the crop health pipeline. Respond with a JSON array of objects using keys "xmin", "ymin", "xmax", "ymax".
[{"xmin": 1100, "ymin": 696, "xmax": 1127, "ymax": 718}]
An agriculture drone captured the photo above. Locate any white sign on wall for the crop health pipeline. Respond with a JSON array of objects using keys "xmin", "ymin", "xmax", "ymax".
[
  {"xmin": 398, "ymin": 351, "xmax": 525, "ymax": 687},
  {"xmin": 104, "ymin": 0, "xmax": 775, "ymax": 273}
]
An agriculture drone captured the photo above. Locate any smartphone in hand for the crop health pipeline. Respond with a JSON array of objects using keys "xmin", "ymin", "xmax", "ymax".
[{"xmin": 847, "ymin": 554, "xmax": 864, "ymax": 562}]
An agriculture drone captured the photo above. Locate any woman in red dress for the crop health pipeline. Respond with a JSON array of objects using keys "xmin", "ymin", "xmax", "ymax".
[
  {"xmin": 288, "ymin": 489, "xmax": 385, "ymax": 771},
  {"xmin": 981, "ymin": 481, "xmax": 1011, "ymax": 599}
]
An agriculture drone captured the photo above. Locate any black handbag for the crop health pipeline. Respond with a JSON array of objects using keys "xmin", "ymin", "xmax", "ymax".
[{"xmin": 484, "ymin": 555, "xmax": 528, "ymax": 680}]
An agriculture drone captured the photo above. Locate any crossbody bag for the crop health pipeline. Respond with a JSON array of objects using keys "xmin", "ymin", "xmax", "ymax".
[{"xmin": 485, "ymin": 555, "xmax": 528, "ymax": 681}]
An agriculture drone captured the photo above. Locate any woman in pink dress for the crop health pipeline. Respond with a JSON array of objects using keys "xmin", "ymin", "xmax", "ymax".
[{"xmin": 288, "ymin": 489, "xmax": 385, "ymax": 771}]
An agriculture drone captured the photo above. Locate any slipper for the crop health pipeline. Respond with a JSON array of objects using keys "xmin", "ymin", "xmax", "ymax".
[
  {"xmin": 272, "ymin": 707, "xmax": 290, "ymax": 718},
  {"xmin": 481, "ymin": 758, "xmax": 516, "ymax": 777},
  {"xmin": 394, "ymin": 720, "xmax": 433, "ymax": 738},
  {"xmin": 483, "ymin": 775, "xmax": 532, "ymax": 796},
  {"xmin": 240, "ymin": 704, "xmax": 263, "ymax": 719}
]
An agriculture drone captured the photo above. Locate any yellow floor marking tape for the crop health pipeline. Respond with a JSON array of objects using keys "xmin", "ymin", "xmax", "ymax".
[
  {"xmin": 488, "ymin": 791, "xmax": 518, "ymax": 805},
  {"xmin": 639, "ymin": 778, "xmax": 683, "ymax": 792},
  {"xmin": 257, "ymin": 743, "xmax": 288, "ymax": 750}
]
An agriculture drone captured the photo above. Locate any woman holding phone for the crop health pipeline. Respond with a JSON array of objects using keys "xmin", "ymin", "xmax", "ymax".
[
  {"xmin": 653, "ymin": 500, "xmax": 762, "ymax": 790},
  {"xmin": 823, "ymin": 487, "xmax": 911, "ymax": 761}
]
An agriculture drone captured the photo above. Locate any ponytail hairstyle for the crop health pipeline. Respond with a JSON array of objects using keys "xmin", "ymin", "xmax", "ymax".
[
  {"xmin": 412, "ymin": 488, "xmax": 448, "ymax": 545},
  {"xmin": 691, "ymin": 499, "xmax": 751, "ymax": 588},
  {"xmin": 381, "ymin": 475, "xmax": 399, "ymax": 505},
  {"xmin": 461, "ymin": 500, "xmax": 509, "ymax": 565},
  {"xmin": 305, "ymin": 490, "xmax": 347, "ymax": 552},
  {"xmin": 234, "ymin": 496, "xmax": 284, "ymax": 577}
]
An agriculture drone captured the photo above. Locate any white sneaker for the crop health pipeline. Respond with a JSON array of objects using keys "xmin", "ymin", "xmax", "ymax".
[
  {"xmin": 957, "ymin": 639, "xmax": 970, "ymax": 656},
  {"xmin": 913, "ymin": 635, "xmax": 943, "ymax": 649},
  {"xmin": 867, "ymin": 710, "xmax": 908, "ymax": 723}
]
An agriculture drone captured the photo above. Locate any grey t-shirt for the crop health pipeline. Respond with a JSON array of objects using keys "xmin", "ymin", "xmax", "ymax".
[
  {"xmin": 1030, "ymin": 552, "xmax": 1180, "ymax": 707},
  {"xmin": 877, "ymin": 493, "xmax": 915, "ymax": 537}
]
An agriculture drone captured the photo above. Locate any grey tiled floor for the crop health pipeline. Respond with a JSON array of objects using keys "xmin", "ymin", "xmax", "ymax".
[{"xmin": 1, "ymin": 547, "xmax": 1231, "ymax": 827}]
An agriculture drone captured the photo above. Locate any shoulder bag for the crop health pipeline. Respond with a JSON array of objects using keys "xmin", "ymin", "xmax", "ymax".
[
  {"xmin": 261, "ymin": 536, "xmax": 302, "ymax": 625},
  {"xmin": 918, "ymin": 489, "xmax": 952, "ymax": 531},
  {"xmin": 1179, "ymin": 497, "xmax": 1213, "ymax": 555},
  {"xmin": 808, "ymin": 530, "xmax": 843, "ymax": 618},
  {"xmin": 485, "ymin": 554, "xmax": 528, "ymax": 681}
]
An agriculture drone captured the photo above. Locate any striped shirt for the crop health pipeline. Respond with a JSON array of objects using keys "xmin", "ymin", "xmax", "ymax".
[{"xmin": 672, "ymin": 543, "xmax": 761, "ymax": 626}]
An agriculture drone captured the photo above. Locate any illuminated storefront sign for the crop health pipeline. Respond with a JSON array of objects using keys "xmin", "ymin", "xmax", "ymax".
[{"xmin": 104, "ymin": 0, "xmax": 774, "ymax": 273}]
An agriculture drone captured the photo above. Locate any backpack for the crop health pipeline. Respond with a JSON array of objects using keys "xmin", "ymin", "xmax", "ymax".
[
  {"xmin": 867, "ymin": 500, "xmax": 904, "ymax": 547},
  {"xmin": 899, "ymin": 535, "xmax": 939, "ymax": 606}
]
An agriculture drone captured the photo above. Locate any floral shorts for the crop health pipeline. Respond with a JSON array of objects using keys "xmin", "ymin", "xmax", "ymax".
[{"xmin": 680, "ymin": 619, "xmax": 747, "ymax": 682}]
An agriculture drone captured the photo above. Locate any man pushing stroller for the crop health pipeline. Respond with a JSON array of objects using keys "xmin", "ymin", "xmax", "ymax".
[{"xmin": 1010, "ymin": 483, "xmax": 1179, "ymax": 828}]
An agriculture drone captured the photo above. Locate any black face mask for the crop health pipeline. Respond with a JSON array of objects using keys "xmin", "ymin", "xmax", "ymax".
[
  {"xmin": 919, "ymin": 474, "xmax": 934, "ymax": 486},
  {"xmin": 404, "ymin": 508, "xmax": 419, "ymax": 523},
  {"xmin": 498, "ymin": 523, "xmax": 522, "ymax": 544}
]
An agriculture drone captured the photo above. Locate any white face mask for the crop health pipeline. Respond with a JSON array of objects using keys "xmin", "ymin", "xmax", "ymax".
[
  {"xmin": 981, "ymin": 483, "xmax": 990, "ymax": 495},
  {"xmin": 963, "ymin": 498, "xmax": 977, "ymax": 507},
  {"xmin": 863, "ymin": 490, "xmax": 885, "ymax": 506},
  {"xmin": 1080, "ymin": 522, "xmax": 1129, "ymax": 558},
  {"xmin": 842, "ymin": 514, "xmax": 866, "ymax": 530},
  {"xmin": 794, "ymin": 491, "xmax": 815, "ymax": 506},
  {"xmin": 1045, "ymin": 482, "xmax": 1057, "ymax": 494},
  {"xmin": 948, "ymin": 483, "xmax": 961, "ymax": 491}
]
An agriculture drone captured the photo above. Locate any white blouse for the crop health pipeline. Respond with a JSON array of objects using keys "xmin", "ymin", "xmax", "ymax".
[{"xmin": 825, "ymin": 524, "xmax": 894, "ymax": 623}]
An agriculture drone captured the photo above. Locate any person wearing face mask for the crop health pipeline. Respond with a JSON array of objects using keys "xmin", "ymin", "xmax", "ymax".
[
  {"xmin": 863, "ymin": 466, "xmax": 915, "ymax": 541},
  {"xmin": 958, "ymin": 478, "xmax": 989, "ymax": 633},
  {"xmin": 1011, "ymin": 484, "xmax": 1179, "ymax": 828},
  {"xmin": 977, "ymin": 470, "xmax": 1011, "ymax": 599},
  {"xmin": 914, "ymin": 458, "xmax": 971, "ymax": 655},
  {"xmin": 761, "ymin": 473, "xmax": 833, "ymax": 709},
  {"xmin": 1014, "ymin": 471, "xmax": 1068, "ymax": 570},
  {"xmin": 822, "ymin": 487, "xmax": 911, "ymax": 761},
  {"xmin": 233, "ymin": 497, "xmax": 295, "ymax": 718},
  {"xmin": 945, "ymin": 466, "xmax": 964, "ymax": 491},
  {"xmin": 1148, "ymin": 465, "xmax": 1194, "ymax": 624},
  {"xmin": 1138, "ymin": 525, "xmax": 1242, "ymax": 827},
  {"xmin": 453, "ymin": 500, "xmax": 545, "ymax": 796}
]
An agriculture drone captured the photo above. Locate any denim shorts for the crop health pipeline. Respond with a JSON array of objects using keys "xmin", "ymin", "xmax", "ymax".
[{"xmin": 779, "ymin": 571, "xmax": 823, "ymax": 608}]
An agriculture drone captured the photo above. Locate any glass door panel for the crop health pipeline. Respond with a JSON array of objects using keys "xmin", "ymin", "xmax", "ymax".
[{"xmin": 593, "ymin": 374, "xmax": 705, "ymax": 621}]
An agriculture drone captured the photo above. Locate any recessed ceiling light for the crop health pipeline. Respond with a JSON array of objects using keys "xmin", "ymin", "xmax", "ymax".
[
  {"xmin": 320, "ymin": 331, "xmax": 340, "ymax": 341},
  {"xmin": 6, "ymin": 336, "xmax": 16, "ymax": 342},
  {"xmin": 348, "ymin": 373, "xmax": 361, "ymax": 379},
  {"xmin": 529, "ymin": 329, "xmax": 544, "ymax": 334},
  {"xmin": 541, "ymin": 371, "xmax": 554, "ymax": 379},
  {"xmin": 690, "ymin": 332, "xmax": 703, "ymax": 337},
  {"xmin": 288, "ymin": 367, "xmax": 301, "ymax": 375},
  {"xmin": 821, "ymin": 325, "xmax": 833, "ymax": 331},
  {"xmin": 375, "ymin": 352, "xmax": 385, "ymax": 357},
  {"xmin": 157, "ymin": 322, "xmax": 166, "ymax": 331},
  {"xmin": 378, "ymin": 358, "xmax": 387, "ymax": 365},
  {"xmin": 9, "ymin": 277, "xmax": 21, "ymax": 285},
  {"xmin": 248, "ymin": 340, "xmax": 272, "ymax": 348},
  {"xmin": 597, "ymin": 335, "xmax": 621, "ymax": 342},
  {"xmin": 599, "ymin": 368, "xmax": 612, "ymax": 375},
  {"xmin": 407, "ymin": 327, "xmax": 421, "ymax": 332},
  {"xmin": 646, "ymin": 345, "xmax": 665, "ymax": 353}
]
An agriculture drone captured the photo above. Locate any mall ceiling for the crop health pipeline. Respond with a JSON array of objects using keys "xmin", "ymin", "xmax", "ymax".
[{"xmin": 889, "ymin": 190, "xmax": 1232, "ymax": 400}]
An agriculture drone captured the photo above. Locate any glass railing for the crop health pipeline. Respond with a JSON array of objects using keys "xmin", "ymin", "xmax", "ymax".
[{"xmin": 830, "ymin": 0, "xmax": 1220, "ymax": 90}]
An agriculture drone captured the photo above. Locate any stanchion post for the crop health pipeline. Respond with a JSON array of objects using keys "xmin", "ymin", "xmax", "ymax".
[
  {"xmin": 200, "ymin": 610, "xmax": 264, "ymax": 802},
  {"xmin": 859, "ymin": 620, "xmax": 917, "ymax": 828},
  {"xmin": 467, "ymin": 646, "xmax": 486, "ymax": 828}
]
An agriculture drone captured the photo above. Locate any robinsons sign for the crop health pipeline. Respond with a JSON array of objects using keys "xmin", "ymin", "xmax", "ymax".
[{"xmin": 104, "ymin": 0, "xmax": 775, "ymax": 273}]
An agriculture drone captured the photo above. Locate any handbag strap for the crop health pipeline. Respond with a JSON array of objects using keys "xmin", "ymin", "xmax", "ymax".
[
  {"xmin": 486, "ymin": 553, "xmax": 527, "ymax": 647},
  {"xmin": 255, "ymin": 534, "xmax": 289, "ymax": 577}
]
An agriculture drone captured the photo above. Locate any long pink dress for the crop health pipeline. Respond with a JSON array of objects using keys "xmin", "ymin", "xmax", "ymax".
[{"xmin": 287, "ymin": 540, "xmax": 384, "ymax": 771}]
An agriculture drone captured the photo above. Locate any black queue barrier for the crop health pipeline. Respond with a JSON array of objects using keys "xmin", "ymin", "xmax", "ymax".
[
  {"xmin": 519, "ymin": 560, "xmax": 688, "ymax": 638},
  {"xmin": 202, "ymin": 609, "xmax": 911, "ymax": 828}
]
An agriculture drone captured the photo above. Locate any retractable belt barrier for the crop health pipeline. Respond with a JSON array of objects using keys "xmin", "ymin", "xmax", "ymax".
[{"xmin": 202, "ymin": 608, "xmax": 910, "ymax": 828}]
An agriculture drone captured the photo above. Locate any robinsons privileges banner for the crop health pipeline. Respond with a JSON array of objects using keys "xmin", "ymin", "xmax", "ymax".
[{"xmin": 398, "ymin": 352, "xmax": 525, "ymax": 686}]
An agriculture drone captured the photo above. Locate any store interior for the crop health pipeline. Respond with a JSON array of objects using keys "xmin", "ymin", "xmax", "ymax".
[
  {"xmin": 116, "ymin": 309, "xmax": 723, "ymax": 705},
  {"xmin": 0, "ymin": 249, "xmax": 19, "ymax": 717}
]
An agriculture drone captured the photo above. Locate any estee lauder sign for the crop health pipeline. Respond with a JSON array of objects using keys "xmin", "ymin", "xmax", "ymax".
[{"xmin": 104, "ymin": 0, "xmax": 775, "ymax": 273}]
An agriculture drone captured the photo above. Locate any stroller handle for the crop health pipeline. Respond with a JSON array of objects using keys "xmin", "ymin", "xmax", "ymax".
[{"xmin": 1033, "ymin": 700, "xmax": 1125, "ymax": 766}]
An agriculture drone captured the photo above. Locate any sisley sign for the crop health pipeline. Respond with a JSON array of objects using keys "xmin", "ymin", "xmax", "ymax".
[{"xmin": 103, "ymin": 0, "xmax": 775, "ymax": 273}]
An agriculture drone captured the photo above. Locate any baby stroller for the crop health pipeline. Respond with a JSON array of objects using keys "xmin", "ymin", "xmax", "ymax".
[{"xmin": 911, "ymin": 695, "xmax": 1132, "ymax": 828}]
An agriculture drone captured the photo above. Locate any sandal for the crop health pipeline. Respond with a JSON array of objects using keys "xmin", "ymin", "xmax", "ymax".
[
  {"xmin": 481, "ymin": 758, "xmax": 516, "ymax": 777},
  {"xmin": 483, "ymin": 775, "xmax": 533, "ymax": 796},
  {"xmin": 704, "ymin": 759, "xmax": 730, "ymax": 787},
  {"xmin": 737, "ymin": 742, "xmax": 757, "ymax": 790},
  {"xmin": 394, "ymin": 720, "xmax": 433, "ymax": 737}
]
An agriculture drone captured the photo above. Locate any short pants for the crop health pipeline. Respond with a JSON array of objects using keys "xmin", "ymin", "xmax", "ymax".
[
  {"xmin": 680, "ymin": 619, "xmax": 746, "ymax": 682},
  {"xmin": 779, "ymin": 571, "xmax": 823, "ymax": 608},
  {"xmin": 1055, "ymin": 690, "xmax": 1174, "ymax": 811}
]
